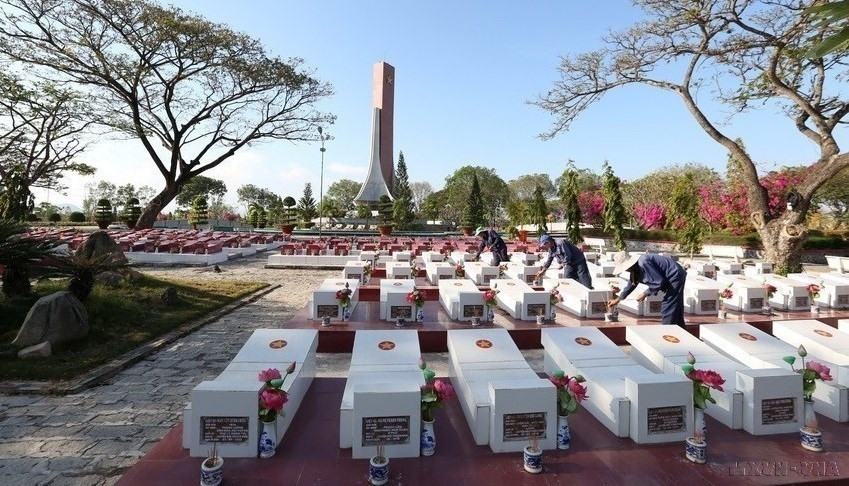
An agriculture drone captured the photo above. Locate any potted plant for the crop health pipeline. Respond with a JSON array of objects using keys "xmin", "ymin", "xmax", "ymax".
[
  {"xmin": 547, "ymin": 370, "xmax": 587, "ymax": 450},
  {"xmin": 418, "ymin": 358, "xmax": 456, "ymax": 456},
  {"xmin": 257, "ymin": 362, "xmax": 296, "ymax": 458},
  {"xmin": 681, "ymin": 352, "xmax": 726, "ymax": 463},
  {"xmin": 369, "ymin": 445, "xmax": 389, "ymax": 485},
  {"xmin": 200, "ymin": 444, "xmax": 223, "ymax": 486},
  {"xmin": 377, "ymin": 195, "xmax": 394, "ymax": 236},
  {"xmin": 280, "ymin": 196, "xmax": 297, "ymax": 234},
  {"xmin": 783, "ymin": 345, "xmax": 833, "ymax": 452},
  {"xmin": 94, "ymin": 198, "xmax": 113, "ymax": 229}
]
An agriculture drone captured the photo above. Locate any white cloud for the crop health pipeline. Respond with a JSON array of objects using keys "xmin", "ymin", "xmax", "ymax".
[{"xmin": 329, "ymin": 162, "xmax": 367, "ymax": 175}]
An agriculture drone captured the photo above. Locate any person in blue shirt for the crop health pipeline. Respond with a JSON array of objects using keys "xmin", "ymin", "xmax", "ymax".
[
  {"xmin": 473, "ymin": 226, "xmax": 509, "ymax": 265},
  {"xmin": 607, "ymin": 252, "xmax": 687, "ymax": 327},
  {"xmin": 534, "ymin": 235, "xmax": 593, "ymax": 289}
]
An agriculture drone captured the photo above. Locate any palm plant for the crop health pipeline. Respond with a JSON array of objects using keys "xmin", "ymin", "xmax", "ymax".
[
  {"xmin": 42, "ymin": 252, "xmax": 128, "ymax": 301},
  {"xmin": 0, "ymin": 219, "xmax": 56, "ymax": 297}
]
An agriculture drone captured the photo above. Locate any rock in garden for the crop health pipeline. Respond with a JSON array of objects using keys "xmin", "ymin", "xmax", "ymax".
[
  {"xmin": 95, "ymin": 271, "xmax": 124, "ymax": 288},
  {"xmin": 17, "ymin": 341, "xmax": 52, "ymax": 359},
  {"xmin": 75, "ymin": 231, "xmax": 128, "ymax": 265},
  {"xmin": 161, "ymin": 286, "xmax": 179, "ymax": 306},
  {"xmin": 11, "ymin": 291, "xmax": 89, "ymax": 348}
]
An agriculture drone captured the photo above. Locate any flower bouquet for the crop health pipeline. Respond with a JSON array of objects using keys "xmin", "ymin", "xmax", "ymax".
[
  {"xmin": 406, "ymin": 288, "xmax": 425, "ymax": 308},
  {"xmin": 783, "ymin": 345, "xmax": 833, "ymax": 451},
  {"xmin": 548, "ymin": 370, "xmax": 587, "ymax": 450},
  {"xmin": 336, "ymin": 282, "xmax": 353, "ymax": 320},
  {"xmin": 418, "ymin": 358, "xmax": 456, "ymax": 456},
  {"xmin": 718, "ymin": 284, "xmax": 733, "ymax": 318},
  {"xmin": 807, "ymin": 284, "xmax": 821, "ymax": 313},
  {"xmin": 681, "ymin": 352, "xmax": 725, "ymax": 463},
  {"xmin": 257, "ymin": 362, "xmax": 296, "ymax": 458},
  {"xmin": 410, "ymin": 262, "xmax": 420, "ymax": 278},
  {"xmin": 454, "ymin": 264, "xmax": 465, "ymax": 278},
  {"xmin": 762, "ymin": 281, "xmax": 777, "ymax": 314}
]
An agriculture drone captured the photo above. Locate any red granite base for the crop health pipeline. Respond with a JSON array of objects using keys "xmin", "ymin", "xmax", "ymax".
[{"xmin": 120, "ymin": 378, "xmax": 849, "ymax": 485}]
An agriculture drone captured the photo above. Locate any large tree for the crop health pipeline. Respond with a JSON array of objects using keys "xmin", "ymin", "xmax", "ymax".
[
  {"xmin": 601, "ymin": 162, "xmax": 627, "ymax": 250},
  {"xmin": 324, "ymin": 178, "xmax": 360, "ymax": 214},
  {"xmin": 508, "ymin": 174, "xmax": 556, "ymax": 201},
  {"xmin": 176, "ymin": 175, "xmax": 227, "ymax": 207},
  {"xmin": 409, "ymin": 181, "xmax": 433, "ymax": 213},
  {"xmin": 442, "ymin": 166, "xmax": 509, "ymax": 225},
  {"xmin": 0, "ymin": 0, "xmax": 334, "ymax": 228},
  {"xmin": 559, "ymin": 161, "xmax": 583, "ymax": 243},
  {"xmin": 237, "ymin": 184, "xmax": 282, "ymax": 210},
  {"xmin": 0, "ymin": 73, "xmax": 94, "ymax": 219},
  {"xmin": 534, "ymin": 0, "xmax": 849, "ymax": 272}
]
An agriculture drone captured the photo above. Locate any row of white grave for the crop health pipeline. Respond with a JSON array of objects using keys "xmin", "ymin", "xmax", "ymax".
[{"xmin": 183, "ymin": 329, "xmax": 318, "ymax": 457}]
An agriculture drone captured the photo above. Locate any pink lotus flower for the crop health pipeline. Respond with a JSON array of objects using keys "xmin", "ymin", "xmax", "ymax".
[
  {"xmin": 548, "ymin": 374, "xmax": 570, "ymax": 388},
  {"xmin": 260, "ymin": 388, "xmax": 288, "ymax": 411},
  {"xmin": 807, "ymin": 361, "xmax": 833, "ymax": 382},
  {"xmin": 567, "ymin": 378, "xmax": 588, "ymax": 402},
  {"xmin": 434, "ymin": 379, "xmax": 455, "ymax": 401},
  {"xmin": 258, "ymin": 368, "xmax": 282, "ymax": 382},
  {"xmin": 691, "ymin": 369, "xmax": 725, "ymax": 392},
  {"xmin": 286, "ymin": 361, "xmax": 296, "ymax": 374}
]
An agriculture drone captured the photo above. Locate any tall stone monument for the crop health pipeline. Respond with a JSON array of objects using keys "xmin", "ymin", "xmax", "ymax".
[{"xmin": 354, "ymin": 61, "xmax": 395, "ymax": 206}]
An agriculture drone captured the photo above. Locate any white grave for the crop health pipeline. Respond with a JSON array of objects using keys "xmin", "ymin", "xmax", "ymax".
[
  {"xmin": 501, "ymin": 261, "xmax": 540, "ymax": 285},
  {"xmin": 511, "ymin": 252, "xmax": 538, "ymax": 265},
  {"xmin": 760, "ymin": 274, "xmax": 811, "ymax": 310},
  {"xmin": 464, "ymin": 261, "xmax": 501, "ymax": 286},
  {"xmin": 392, "ymin": 250, "xmax": 412, "ymax": 262},
  {"xmin": 450, "ymin": 250, "xmax": 475, "ymax": 265},
  {"xmin": 684, "ymin": 273, "xmax": 724, "ymax": 315},
  {"xmin": 772, "ymin": 320, "xmax": 849, "ymax": 386},
  {"xmin": 615, "ymin": 283, "xmax": 664, "ymax": 317},
  {"xmin": 359, "ymin": 251, "xmax": 377, "ymax": 267},
  {"xmin": 683, "ymin": 260, "xmax": 716, "ymax": 279},
  {"xmin": 788, "ymin": 273, "xmax": 849, "ymax": 309},
  {"xmin": 425, "ymin": 261, "xmax": 456, "ymax": 284},
  {"xmin": 438, "ymin": 279, "xmax": 486, "ymax": 321},
  {"xmin": 700, "ymin": 323, "xmax": 848, "ymax": 423},
  {"xmin": 448, "ymin": 329, "xmax": 556, "ymax": 452},
  {"xmin": 587, "ymin": 261, "xmax": 617, "ymax": 278},
  {"xmin": 541, "ymin": 278, "xmax": 609, "ymax": 318},
  {"xmin": 541, "ymin": 327, "xmax": 693, "ymax": 443},
  {"xmin": 385, "ymin": 261, "xmax": 412, "ymax": 280},
  {"xmin": 342, "ymin": 260, "xmax": 370, "ymax": 284},
  {"xmin": 421, "ymin": 251, "xmax": 444, "ymax": 263},
  {"xmin": 715, "ymin": 260, "xmax": 744, "ymax": 275},
  {"xmin": 715, "ymin": 274, "xmax": 769, "ymax": 312},
  {"xmin": 743, "ymin": 262, "xmax": 773, "ymax": 277},
  {"xmin": 379, "ymin": 279, "xmax": 416, "ymax": 321},
  {"xmin": 340, "ymin": 330, "xmax": 423, "ymax": 458},
  {"xmin": 311, "ymin": 279, "xmax": 360, "ymax": 320},
  {"xmin": 490, "ymin": 279, "xmax": 550, "ymax": 320}
]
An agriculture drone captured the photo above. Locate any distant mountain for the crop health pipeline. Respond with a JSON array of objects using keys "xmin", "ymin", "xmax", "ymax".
[{"xmin": 56, "ymin": 203, "xmax": 83, "ymax": 213}]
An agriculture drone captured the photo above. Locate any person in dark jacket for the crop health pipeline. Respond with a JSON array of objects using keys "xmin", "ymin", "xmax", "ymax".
[
  {"xmin": 607, "ymin": 252, "xmax": 687, "ymax": 327},
  {"xmin": 473, "ymin": 226, "xmax": 509, "ymax": 265},
  {"xmin": 534, "ymin": 234, "xmax": 593, "ymax": 288}
]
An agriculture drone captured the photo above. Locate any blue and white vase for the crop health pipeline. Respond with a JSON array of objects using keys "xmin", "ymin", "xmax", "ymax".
[
  {"xmin": 200, "ymin": 456, "xmax": 223, "ymax": 486},
  {"xmin": 550, "ymin": 306, "xmax": 557, "ymax": 320},
  {"xmin": 695, "ymin": 407, "xmax": 707, "ymax": 442},
  {"xmin": 685, "ymin": 437, "xmax": 707, "ymax": 464},
  {"xmin": 369, "ymin": 456, "xmax": 389, "ymax": 485},
  {"xmin": 523, "ymin": 445, "xmax": 542, "ymax": 473},
  {"xmin": 801, "ymin": 400, "xmax": 823, "ymax": 452},
  {"xmin": 416, "ymin": 307, "xmax": 424, "ymax": 322},
  {"xmin": 421, "ymin": 419, "xmax": 436, "ymax": 456},
  {"xmin": 487, "ymin": 307, "xmax": 494, "ymax": 322},
  {"xmin": 259, "ymin": 419, "xmax": 277, "ymax": 458},
  {"xmin": 342, "ymin": 306, "xmax": 350, "ymax": 321},
  {"xmin": 556, "ymin": 415, "xmax": 570, "ymax": 450}
]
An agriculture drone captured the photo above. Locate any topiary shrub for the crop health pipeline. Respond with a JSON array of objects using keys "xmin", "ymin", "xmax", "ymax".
[
  {"xmin": 69, "ymin": 211, "xmax": 86, "ymax": 223},
  {"xmin": 120, "ymin": 197, "xmax": 142, "ymax": 228},
  {"xmin": 48, "ymin": 213, "xmax": 62, "ymax": 222},
  {"xmin": 190, "ymin": 196, "xmax": 209, "ymax": 229},
  {"xmin": 94, "ymin": 199, "xmax": 113, "ymax": 229}
]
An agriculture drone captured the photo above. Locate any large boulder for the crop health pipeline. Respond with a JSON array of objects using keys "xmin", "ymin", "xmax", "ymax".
[
  {"xmin": 11, "ymin": 291, "xmax": 89, "ymax": 348},
  {"xmin": 75, "ymin": 231, "xmax": 128, "ymax": 265}
]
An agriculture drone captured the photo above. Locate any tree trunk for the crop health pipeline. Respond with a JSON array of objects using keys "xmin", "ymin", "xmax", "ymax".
[
  {"xmin": 135, "ymin": 184, "xmax": 181, "ymax": 230},
  {"xmin": 752, "ymin": 211, "xmax": 807, "ymax": 275}
]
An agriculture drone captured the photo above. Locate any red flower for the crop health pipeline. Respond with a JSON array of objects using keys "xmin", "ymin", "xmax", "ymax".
[
  {"xmin": 690, "ymin": 369, "xmax": 725, "ymax": 392},
  {"xmin": 567, "ymin": 378, "xmax": 588, "ymax": 402},
  {"xmin": 434, "ymin": 379, "xmax": 455, "ymax": 401},
  {"xmin": 335, "ymin": 290, "xmax": 343, "ymax": 299},
  {"xmin": 807, "ymin": 361, "xmax": 833, "ymax": 382},
  {"xmin": 548, "ymin": 374, "xmax": 569, "ymax": 388},
  {"xmin": 260, "ymin": 388, "xmax": 288, "ymax": 411},
  {"xmin": 258, "ymin": 368, "xmax": 282, "ymax": 382}
]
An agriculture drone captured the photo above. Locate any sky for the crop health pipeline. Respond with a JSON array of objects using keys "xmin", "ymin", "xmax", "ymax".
[{"xmin": 32, "ymin": 0, "xmax": 845, "ymax": 212}]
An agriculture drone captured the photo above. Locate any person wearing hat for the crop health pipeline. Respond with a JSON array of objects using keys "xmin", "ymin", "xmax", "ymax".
[
  {"xmin": 472, "ymin": 226, "xmax": 509, "ymax": 265},
  {"xmin": 534, "ymin": 235, "xmax": 593, "ymax": 289},
  {"xmin": 607, "ymin": 252, "xmax": 687, "ymax": 327}
]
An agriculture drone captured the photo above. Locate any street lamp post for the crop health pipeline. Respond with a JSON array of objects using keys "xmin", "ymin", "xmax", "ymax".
[{"xmin": 317, "ymin": 127, "xmax": 326, "ymax": 240}]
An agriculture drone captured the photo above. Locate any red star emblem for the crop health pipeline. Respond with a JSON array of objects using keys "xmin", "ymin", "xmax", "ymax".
[
  {"xmin": 662, "ymin": 335, "xmax": 680, "ymax": 343},
  {"xmin": 575, "ymin": 337, "xmax": 592, "ymax": 346},
  {"xmin": 268, "ymin": 339, "xmax": 288, "ymax": 349},
  {"xmin": 378, "ymin": 341, "xmax": 396, "ymax": 350},
  {"xmin": 814, "ymin": 329, "xmax": 833, "ymax": 338},
  {"xmin": 738, "ymin": 332, "xmax": 758, "ymax": 341},
  {"xmin": 475, "ymin": 339, "xmax": 493, "ymax": 349}
]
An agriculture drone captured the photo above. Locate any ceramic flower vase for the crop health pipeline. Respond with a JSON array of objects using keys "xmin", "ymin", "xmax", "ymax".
[
  {"xmin": 800, "ymin": 400, "xmax": 823, "ymax": 452},
  {"xmin": 396, "ymin": 317, "xmax": 406, "ymax": 328},
  {"xmin": 604, "ymin": 311, "xmax": 618, "ymax": 323},
  {"xmin": 536, "ymin": 315, "xmax": 545, "ymax": 325},
  {"xmin": 342, "ymin": 306, "xmax": 351, "ymax": 321},
  {"xmin": 556, "ymin": 415, "xmax": 571, "ymax": 450},
  {"xmin": 550, "ymin": 307, "xmax": 557, "ymax": 319},
  {"xmin": 416, "ymin": 307, "xmax": 424, "ymax": 322},
  {"xmin": 471, "ymin": 316, "xmax": 481, "ymax": 327},
  {"xmin": 695, "ymin": 407, "xmax": 707, "ymax": 442},
  {"xmin": 810, "ymin": 304, "xmax": 820, "ymax": 314},
  {"xmin": 761, "ymin": 305, "xmax": 771, "ymax": 315},
  {"xmin": 685, "ymin": 437, "xmax": 707, "ymax": 464},
  {"xmin": 487, "ymin": 307, "xmax": 494, "ymax": 322},
  {"xmin": 200, "ymin": 456, "xmax": 224, "ymax": 486},
  {"xmin": 718, "ymin": 309, "xmax": 727, "ymax": 319},
  {"xmin": 369, "ymin": 455, "xmax": 389, "ymax": 485},
  {"xmin": 321, "ymin": 316, "xmax": 331, "ymax": 327},
  {"xmin": 420, "ymin": 419, "xmax": 436, "ymax": 456},
  {"xmin": 523, "ymin": 445, "xmax": 543, "ymax": 473},
  {"xmin": 258, "ymin": 419, "xmax": 277, "ymax": 458}
]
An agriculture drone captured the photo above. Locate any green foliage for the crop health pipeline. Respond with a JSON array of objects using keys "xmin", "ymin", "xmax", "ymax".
[
  {"xmin": 392, "ymin": 152, "xmax": 415, "ymax": 229},
  {"xmin": 43, "ymin": 252, "xmax": 128, "ymax": 301},
  {"xmin": 237, "ymin": 184, "xmax": 281, "ymax": 210},
  {"xmin": 247, "ymin": 203, "xmax": 265, "ymax": 228},
  {"xmin": 420, "ymin": 190, "xmax": 446, "ymax": 221},
  {"xmin": 120, "ymin": 197, "xmax": 142, "ymax": 228},
  {"xmin": 559, "ymin": 161, "xmax": 583, "ymax": 243},
  {"xmin": 177, "ymin": 176, "xmax": 227, "ymax": 207},
  {"xmin": 666, "ymin": 173, "xmax": 706, "ymax": 256},
  {"xmin": 377, "ymin": 195, "xmax": 394, "ymax": 226},
  {"xmin": 297, "ymin": 183, "xmax": 317, "ymax": 223},
  {"xmin": 553, "ymin": 166, "xmax": 601, "ymax": 194},
  {"xmin": 805, "ymin": 1, "xmax": 849, "ymax": 58},
  {"xmin": 508, "ymin": 173, "xmax": 557, "ymax": 200},
  {"xmin": 505, "ymin": 199, "xmax": 528, "ymax": 227},
  {"xmin": 0, "ymin": 167, "xmax": 35, "ymax": 221},
  {"xmin": 461, "ymin": 173, "xmax": 485, "ymax": 228},
  {"xmin": 356, "ymin": 204, "xmax": 371, "ymax": 220},
  {"xmin": 325, "ymin": 179, "xmax": 360, "ymax": 213},
  {"xmin": 0, "ymin": 219, "xmax": 56, "ymax": 297},
  {"xmin": 280, "ymin": 197, "xmax": 297, "ymax": 226},
  {"xmin": 69, "ymin": 211, "xmax": 86, "ymax": 223},
  {"xmin": 529, "ymin": 186, "xmax": 549, "ymax": 236},
  {"xmin": 190, "ymin": 196, "xmax": 209, "ymax": 228},
  {"xmin": 601, "ymin": 162, "xmax": 627, "ymax": 250},
  {"xmin": 48, "ymin": 213, "xmax": 62, "ymax": 223},
  {"xmin": 94, "ymin": 199, "xmax": 113, "ymax": 225},
  {"xmin": 442, "ymin": 166, "xmax": 508, "ymax": 225}
]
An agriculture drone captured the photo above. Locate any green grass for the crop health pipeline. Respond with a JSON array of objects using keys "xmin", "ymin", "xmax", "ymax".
[{"xmin": 0, "ymin": 275, "xmax": 267, "ymax": 381}]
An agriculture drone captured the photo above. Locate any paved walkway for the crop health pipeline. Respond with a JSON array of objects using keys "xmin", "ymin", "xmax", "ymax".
[{"xmin": 0, "ymin": 253, "xmax": 543, "ymax": 485}]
